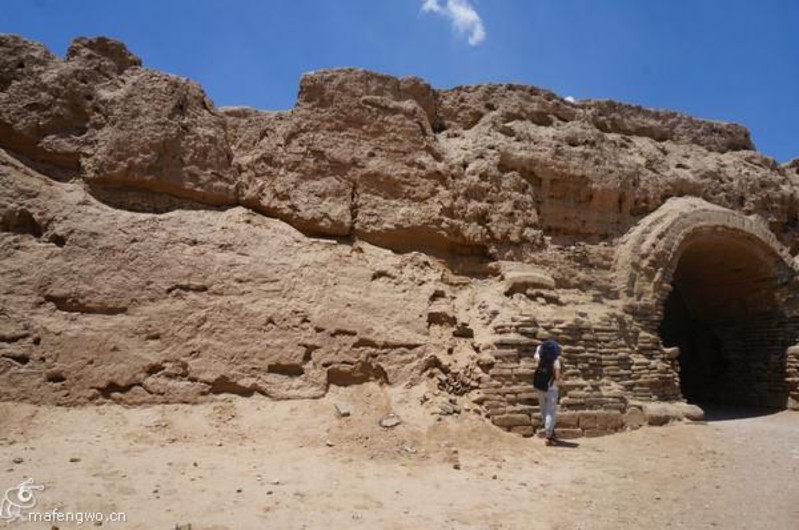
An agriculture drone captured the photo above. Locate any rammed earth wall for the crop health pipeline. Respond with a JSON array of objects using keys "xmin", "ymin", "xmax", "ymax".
[{"xmin": 1, "ymin": 35, "xmax": 797, "ymax": 437}]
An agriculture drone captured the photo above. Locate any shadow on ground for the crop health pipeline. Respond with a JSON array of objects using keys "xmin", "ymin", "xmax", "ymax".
[{"xmin": 695, "ymin": 403, "xmax": 785, "ymax": 422}]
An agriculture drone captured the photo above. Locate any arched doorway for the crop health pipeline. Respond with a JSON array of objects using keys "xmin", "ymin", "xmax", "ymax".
[
  {"xmin": 657, "ymin": 233, "xmax": 792, "ymax": 408},
  {"xmin": 615, "ymin": 198, "xmax": 799, "ymax": 411}
]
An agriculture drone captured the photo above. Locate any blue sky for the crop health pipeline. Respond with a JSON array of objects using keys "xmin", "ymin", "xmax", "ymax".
[{"xmin": 4, "ymin": 0, "xmax": 798, "ymax": 162}]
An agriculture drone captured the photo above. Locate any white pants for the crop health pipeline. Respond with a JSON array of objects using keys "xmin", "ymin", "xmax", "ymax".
[{"xmin": 537, "ymin": 386, "xmax": 559, "ymax": 438}]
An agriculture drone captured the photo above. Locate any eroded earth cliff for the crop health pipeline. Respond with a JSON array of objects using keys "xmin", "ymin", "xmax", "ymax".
[{"xmin": 2, "ymin": 35, "xmax": 798, "ymax": 437}]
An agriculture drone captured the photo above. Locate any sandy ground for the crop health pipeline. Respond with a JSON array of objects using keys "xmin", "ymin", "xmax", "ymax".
[{"xmin": 1, "ymin": 384, "xmax": 797, "ymax": 529}]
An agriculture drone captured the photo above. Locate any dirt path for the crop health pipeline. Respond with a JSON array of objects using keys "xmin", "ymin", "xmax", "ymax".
[
  {"xmin": 1, "ymin": 385, "xmax": 797, "ymax": 529},
  {"xmin": 560, "ymin": 409, "xmax": 799, "ymax": 529}
]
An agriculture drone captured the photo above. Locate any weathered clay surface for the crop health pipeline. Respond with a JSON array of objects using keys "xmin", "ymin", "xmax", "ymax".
[
  {"xmin": 0, "ymin": 34, "xmax": 237, "ymax": 200},
  {"xmin": 0, "ymin": 148, "xmax": 448, "ymax": 404},
  {"xmin": 1, "ymin": 35, "xmax": 798, "ymax": 437}
]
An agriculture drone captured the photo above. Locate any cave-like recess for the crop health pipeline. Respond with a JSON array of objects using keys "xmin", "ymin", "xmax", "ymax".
[{"xmin": 658, "ymin": 234, "xmax": 796, "ymax": 408}]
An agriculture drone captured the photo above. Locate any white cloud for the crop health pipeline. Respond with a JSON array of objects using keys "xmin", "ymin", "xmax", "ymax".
[
  {"xmin": 422, "ymin": 0, "xmax": 486, "ymax": 46},
  {"xmin": 565, "ymin": 96, "xmax": 576, "ymax": 103}
]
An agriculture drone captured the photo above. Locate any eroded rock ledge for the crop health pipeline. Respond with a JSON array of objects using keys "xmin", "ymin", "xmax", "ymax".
[{"xmin": 2, "ymin": 35, "xmax": 796, "ymax": 256}]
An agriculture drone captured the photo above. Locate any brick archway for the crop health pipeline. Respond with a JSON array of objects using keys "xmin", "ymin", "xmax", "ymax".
[{"xmin": 616, "ymin": 197, "xmax": 799, "ymax": 408}]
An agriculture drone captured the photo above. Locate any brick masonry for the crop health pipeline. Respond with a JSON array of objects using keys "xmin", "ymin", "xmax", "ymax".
[
  {"xmin": 481, "ymin": 312, "xmax": 680, "ymax": 438},
  {"xmin": 480, "ymin": 199, "xmax": 799, "ymax": 438}
]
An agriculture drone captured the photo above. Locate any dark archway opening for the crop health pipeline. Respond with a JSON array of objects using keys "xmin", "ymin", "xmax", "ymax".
[{"xmin": 658, "ymin": 234, "xmax": 797, "ymax": 411}]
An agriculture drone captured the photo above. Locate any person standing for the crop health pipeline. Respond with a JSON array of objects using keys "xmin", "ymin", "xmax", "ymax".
[{"xmin": 533, "ymin": 340, "xmax": 562, "ymax": 446}]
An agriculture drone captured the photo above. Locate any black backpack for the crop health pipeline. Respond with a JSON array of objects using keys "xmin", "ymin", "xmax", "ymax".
[{"xmin": 533, "ymin": 362, "xmax": 553, "ymax": 391}]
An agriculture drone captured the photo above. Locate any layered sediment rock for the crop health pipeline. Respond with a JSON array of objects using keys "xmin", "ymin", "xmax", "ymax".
[{"xmin": 1, "ymin": 35, "xmax": 797, "ymax": 436}]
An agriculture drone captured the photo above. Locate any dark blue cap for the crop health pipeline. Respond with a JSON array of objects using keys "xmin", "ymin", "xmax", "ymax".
[{"xmin": 540, "ymin": 340, "xmax": 560, "ymax": 363}]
